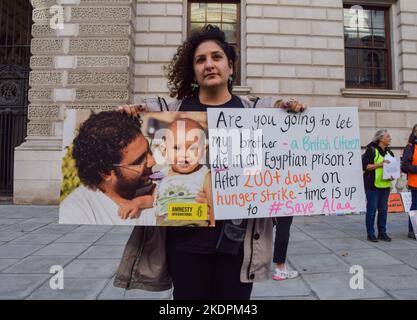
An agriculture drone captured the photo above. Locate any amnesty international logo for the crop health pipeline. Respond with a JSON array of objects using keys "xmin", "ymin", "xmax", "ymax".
[{"xmin": 167, "ymin": 203, "xmax": 208, "ymax": 221}]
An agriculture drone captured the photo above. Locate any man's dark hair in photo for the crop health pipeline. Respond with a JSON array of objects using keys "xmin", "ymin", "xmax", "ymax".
[{"xmin": 72, "ymin": 111, "xmax": 142, "ymax": 190}]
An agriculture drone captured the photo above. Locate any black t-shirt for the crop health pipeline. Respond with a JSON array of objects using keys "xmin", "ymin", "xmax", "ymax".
[{"xmin": 166, "ymin": 94, "xmax": 245, "ymax": 254}]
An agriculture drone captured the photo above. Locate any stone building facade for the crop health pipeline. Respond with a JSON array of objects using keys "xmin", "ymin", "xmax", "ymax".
[{"xmin": 13, "ymin": 0, "xmax": 417, "ymax": 203}]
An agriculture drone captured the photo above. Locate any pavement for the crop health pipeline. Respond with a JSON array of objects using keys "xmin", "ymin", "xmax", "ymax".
[{"xmin": 0, "ymin": 204, "xmax": 416, "ymax": 300}]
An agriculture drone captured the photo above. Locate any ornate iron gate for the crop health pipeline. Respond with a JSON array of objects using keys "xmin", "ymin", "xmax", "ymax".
[{"xmin": 0, "ymin": 0, "xmax": 32, "ymax": 196}]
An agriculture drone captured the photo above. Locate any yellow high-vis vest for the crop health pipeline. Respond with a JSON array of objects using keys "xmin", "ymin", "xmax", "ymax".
[{"xmin": 374, "ymin": 148, "xmax": 391, "ymax": 189}]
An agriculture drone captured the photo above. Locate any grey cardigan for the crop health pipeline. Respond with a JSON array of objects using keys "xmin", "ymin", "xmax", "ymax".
[{"xmin": 113, "ymin": 96, "xmax": 275, "ymax": 291}]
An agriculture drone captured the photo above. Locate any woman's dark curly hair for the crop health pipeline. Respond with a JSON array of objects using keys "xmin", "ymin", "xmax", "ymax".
[
  {"xmin": 72, "ymin": 111, "xmax": 142, "ymax": 189},
  {"xmin": 166, "ymin": 24, "xmax": 237, "ymax": 100}
]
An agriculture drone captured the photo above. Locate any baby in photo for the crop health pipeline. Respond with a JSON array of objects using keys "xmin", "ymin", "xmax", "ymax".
[{"xmin": 118, "ymin": 118, "xmax": 214, "ymax": 227}]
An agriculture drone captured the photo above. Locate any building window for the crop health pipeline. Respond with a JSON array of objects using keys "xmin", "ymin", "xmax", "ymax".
[
  {"xmin": 343, "ymin": 5, "xmax": 391, "ymax": 89},
  {"xmin": 188, "ymin": 1, "xmax": 241, "ymax": 84}
]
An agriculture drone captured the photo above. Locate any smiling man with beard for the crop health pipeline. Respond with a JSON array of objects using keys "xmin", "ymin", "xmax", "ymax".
[{"xmin": 59, "ymin": 111, "xmax": 157, "ymax": 225}]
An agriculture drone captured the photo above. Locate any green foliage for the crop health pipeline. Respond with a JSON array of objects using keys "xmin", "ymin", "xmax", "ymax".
[{"xmin": 60, "ymin": 145, "xmax": 80, "ymax": 202}]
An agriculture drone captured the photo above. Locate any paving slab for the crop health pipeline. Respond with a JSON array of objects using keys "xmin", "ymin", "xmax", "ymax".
[
  {"xmin": 302, "ymin": 272, "xmax": 387, "ymax": 300},
  {"xmin": 0, "ymin": 274, "xmax": 49, "ymax": 299},
  {"xmin": 124, "ymin": 287, "xmax": 172, "ymax": 300},
  {"xmin": 339, "ymin": 248, "xmax": 404, "ymax": 267},
  {"xmin": 0, "ymin": 244, "xmax": 44, "ymax": 258},
  {"xmin": 32, "ymin": 224, "xmax": 79, "ymax": 234},
  {"xmin": 387, "ymin": 249, "xmax": 417, "ymax": 268},
  {"xmin": 78, "ymin": 245, "xmax": 125, "ymax": 259},
  {"xmin": 252, "ymin": 295, "xmax": 317, "ymax": 300},
  {"xmin": 287, "ymin": 240, "xmax": 330, "ymax": 255},
  {"xmin": 23, "ymin": 217, "xmax": 58, "ymax": 224},
  {"xmin": 72, "ymin": 225, "xmax": 113, "ymax": 233},
  {"xmin": 369, "ymin": 239, "xmax": 417, "ymax": 251},
  {"xmin": 0, "ymin": 206, "xmax": 23, "ymax": 215},
  {"xmin": 342, "ymin": 214, "xmax": 367, "ymax": 221},
  {"xmin": 295, "ymin": 223, "xmax": 334, "ymax": 231},
  {"xmin": 10, "ymin": 233, "xmax": 64, "ymax": 245},
  {"xmin": 32, "ymin": 243, "xmax": 91, "ymax": 256},
  {"xmin": 108, "ymin": 226, "xmax": 134, "ymax": 234},
  {"xmin": 288, "ymin": 231, "xmax": 314, "ymax": 242},
  {"xmin": 94, "ymin": 233, "xmax": 130, "ymax": 245},
  {"xmin": 97, "ymin": 278, "xmax": 126, "ymax": 300},
  {"xmin": 11, "ymin": 205, "xmax": 57, "ymax": 214},
  {"xmin": 365, "ymin": 265, "xmax": 417, "ymax": 291},
  {"xmin": 0, "ymin": 232, "xmax": 26, "ymax": 242},
  {"xmin": 55, "ymin": 232, "xmax": 104, "ymax": 243},
  {"xmin": 251, "ymin": 277, "xmax": 311, "ymax": 298},
  {"xmin": 317, "ymin": 237, "xmax": 372, "ymax": 251},
  {"xmin": 289, "ymin": 253, "xmax": 350, "ymax": 274},
  {"xmin": 328, "ymin": 221, "xmax": 364, "ymax": 229},
  {"xmin": 0, "ymin": 258, "xmax": 19, "ymax": 272},
  {"xmin": 2, "ymin": 212, "xmax": 39, "ymax": 219},
  {"xmin": 388, "ymin": 289, "xmax": 417, "ymax": 300},
  {"xmin": 295, "ymin": 217, "xmax": 323, "ymax": 224},
  {"xmin": 324, "ymin": 218, "xmax": 360, "ymax": 224},
  {"xmin": 303, "ymin": 229, "xmax": 352, "ymax": 239},
  {"xmin": 1, "ymin": 222, "xmax": 48, "ymax": 233},
  {"xmin": 3, "ymin": 255, "xmax": 75, "ymax": 274},
  {"xmin": 341, "ymin": 229, "xmax": 367, "ymax": 238},
  {"xmin": 27, "ymin": 278, "xmax": 109, "ymax": 300},
  {"xmin": 63, "ymin": 259, "xmax": 119, "ymax": 278},
  {"xmin": 0, "ymin": 218, "xmax": 27, "ymax": 225}
]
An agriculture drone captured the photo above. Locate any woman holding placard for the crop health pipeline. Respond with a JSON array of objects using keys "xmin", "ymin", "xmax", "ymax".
[
  {"xmin": 362, "ymin": 129, "xmax": 394, "ymax": 242},
  {"xmin": 400, "ymin": 124, "xmax": 417, "ymax": 240},
  {"xmin": 114, "ymin": 25, "xmax": 305, "ymax": 299}
]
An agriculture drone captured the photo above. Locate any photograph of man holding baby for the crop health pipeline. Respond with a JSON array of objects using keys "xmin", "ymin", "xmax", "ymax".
[{"xmin": 59, "ymin": 109, "xmax": 213, "ymax": 227}]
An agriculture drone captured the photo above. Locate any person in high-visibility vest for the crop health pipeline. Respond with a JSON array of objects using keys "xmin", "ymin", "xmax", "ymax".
[
  {"xmin": 400, "ymin": 124, "xmax": 417, "ymax": 240},
  {"xmin": 362, "ymin": 129, "xmax": 394, "ymax": 242}
]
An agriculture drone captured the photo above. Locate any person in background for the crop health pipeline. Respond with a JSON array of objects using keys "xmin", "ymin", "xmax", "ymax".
[
  {"xmin": 272, "ymin": 217, "xmax": 299, "ymax": 281},
  {"xmin": 400, "ymin": 124, "xmax": 417, "ymax": 240},
  {"xmin": 362, "ymin": 129, "xmax": 394, "ymax": 242}
]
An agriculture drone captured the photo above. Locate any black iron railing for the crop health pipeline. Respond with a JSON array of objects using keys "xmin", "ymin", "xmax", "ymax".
[{"xmin": 0, "ymin": 0, "xmax": 32, "ymax": 195}]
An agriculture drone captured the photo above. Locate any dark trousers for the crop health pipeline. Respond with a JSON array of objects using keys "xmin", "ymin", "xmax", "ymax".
[
  {"xmin": 166, "ymin": 247, "xmax": 253, "ymax": 300},
  {"xmin": 273, "ymin": 216, "xmax": 293, "ymax": 264},
  {"xmin": 410, "ymin": 190, "xmax": 417, "ymax": 233},
  {"xmin": 365, "ymin": 188, "xmax": 390, "ymax": 236}
]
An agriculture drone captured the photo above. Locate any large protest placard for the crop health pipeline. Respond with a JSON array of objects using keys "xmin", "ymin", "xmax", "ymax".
[
  {"xmin": 207, "ymin": 107, "xmax": 366, "ymax": 220},
  {"xmin": 59, "ymin": 110, "xmax": 213, "ymax": 227}
]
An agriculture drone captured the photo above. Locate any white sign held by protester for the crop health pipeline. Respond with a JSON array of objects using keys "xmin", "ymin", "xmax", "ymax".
[
  {"xmin": 383, "ymin": 154, "xmax": 401, "ymax": 180},
  {"xmin": 207, "ymin": 107, "xmax": 366, "ymax": 220},
  {"xmin": 401, "ymin": 192, "xmax": 412, "ymax": 212}
]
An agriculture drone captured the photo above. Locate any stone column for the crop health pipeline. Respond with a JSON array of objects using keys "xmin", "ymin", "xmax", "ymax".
[{"xmin": 14, "ymin": 0, "xmax": 134, "ymax": 204}]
